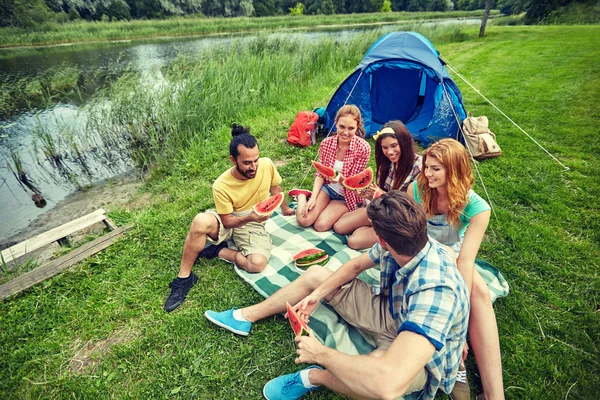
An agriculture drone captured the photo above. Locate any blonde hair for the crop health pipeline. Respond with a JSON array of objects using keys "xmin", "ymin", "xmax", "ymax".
[
  {"xmin": 335, "ymin": 105, "xmax": 366, "ymax": 138},
  {"xmin": 417, "ymin": 139, "xmax": 474, "ymax": 225}
]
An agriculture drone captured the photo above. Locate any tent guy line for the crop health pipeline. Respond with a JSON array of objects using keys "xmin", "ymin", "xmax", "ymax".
[{"xmin": 444, "ymin": 61, "xmax": 570, "ymax": 172}]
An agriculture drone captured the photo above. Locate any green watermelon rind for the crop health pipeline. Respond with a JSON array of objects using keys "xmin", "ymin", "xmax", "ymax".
[
  {"xmin": 342, "ymin": 167, "xmax": 373, "ymax": 190},
  {"xmin": 253, "ymin": 192, "xmax": 284, "ymax": 215},
  {"xmin": 295, "ymin": 254, "xmax": 329, "ymax": 267}
]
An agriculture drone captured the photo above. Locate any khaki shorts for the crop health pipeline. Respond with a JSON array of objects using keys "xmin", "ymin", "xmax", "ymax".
[
  {"xmin": 328, "ymin": 278, "xmax": 428, "ymax": 395},
  {"xmin": 204, "ymin": 209, "xmax": 271, "ymax": 259}
]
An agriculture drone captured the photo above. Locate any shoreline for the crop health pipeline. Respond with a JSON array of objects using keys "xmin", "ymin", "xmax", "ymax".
[{"xmin": 0, "ymin": 172, "xmax": 145, "ymax": 249}]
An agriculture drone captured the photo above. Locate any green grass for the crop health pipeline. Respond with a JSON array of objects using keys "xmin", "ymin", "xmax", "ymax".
[
  {"xmin": 0, "ymin": 10, "xmax": 497, "ymax": 48},
  {"xmin": 0, "ymin": 25, "xmax": 599, "ymax": 399}
]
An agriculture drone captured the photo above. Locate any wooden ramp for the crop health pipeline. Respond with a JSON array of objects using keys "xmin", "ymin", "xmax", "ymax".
[{"xmin": 0, "ymin": 209, "xmax": 132, "ymax": 301}]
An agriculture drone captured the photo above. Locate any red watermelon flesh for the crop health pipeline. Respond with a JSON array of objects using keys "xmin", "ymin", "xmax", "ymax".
[
  {"xmin": 253, "ymin": 193, "xmax": 284, "ymax": 216},
  {"xmin": 311, "ymin": 161, "xmax": 336, "ymax": 179},
  {"xmin": 373, "ymin": 188, "xmax": 384, "ymax": 199},
  {"xmin": 291, "ymin": 248, "xmax": 325, "ymax": 261},
  {"xmin": 286, "ymin": 302, "xmax": 310, "ymax": 336},
  {"xmin": 343, "ymin": 167, "xmax": 373, "ymax": 190}
]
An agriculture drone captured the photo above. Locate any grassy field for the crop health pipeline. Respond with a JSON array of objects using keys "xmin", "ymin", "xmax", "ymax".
[
  {"xmin": 0, "ymin": 24, "xmax": 598, "ymax": 399},
  {"xmin": 0, "ymin": 10, "xmax": 496, "ymax": 48}
]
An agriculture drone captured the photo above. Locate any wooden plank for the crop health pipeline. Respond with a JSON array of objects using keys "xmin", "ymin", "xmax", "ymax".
[
  {"xmin": 103, "ymin": 217, "xmax": 118, "ymax": 231},
  {"xmin": 1, "ymin": 209, "xmax": 108, "ymax": 264},
  {"xmin": 0, "ymin": 224, "xmax": 132, "ymax": 301}
]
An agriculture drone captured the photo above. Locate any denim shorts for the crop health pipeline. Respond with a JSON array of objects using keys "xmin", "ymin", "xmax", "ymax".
[{"xmin": 321, "ymin": 184, "xmax": 346, "ymax": 203}]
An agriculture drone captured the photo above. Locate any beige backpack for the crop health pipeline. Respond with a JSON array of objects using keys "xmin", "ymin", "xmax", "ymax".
[{"xmin": 461, "ymin": 113, "xmax": 502, "ymax": 160}]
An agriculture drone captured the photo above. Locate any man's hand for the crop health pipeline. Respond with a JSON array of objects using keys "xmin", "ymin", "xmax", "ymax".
[
  {"xmin": 251, "ymin": 210, "xmax": 272, "ymax": 223},
  {"xmin": 295, "ymin": 331, "xmax": 325, "ymax": 365},
  {"xmin": 292, "ymin": 293, "xmax": 321, "ymax": 323}
]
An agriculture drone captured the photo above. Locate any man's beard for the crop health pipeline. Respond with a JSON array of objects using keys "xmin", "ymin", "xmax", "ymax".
[{"xmin": 236, "ymin": 164, "xmax": 255, "ymax": 179}]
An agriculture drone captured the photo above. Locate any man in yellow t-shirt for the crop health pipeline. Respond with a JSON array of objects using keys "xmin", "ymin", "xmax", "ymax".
[{"xmin": 164, "ymin": 124, "xmax": 294, "ymax": 312}]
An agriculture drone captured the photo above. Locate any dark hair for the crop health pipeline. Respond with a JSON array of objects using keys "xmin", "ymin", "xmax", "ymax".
[
  {"xmin": 366, "ymin": 191, "xmax": 428, "ymax": 257},
  {"xmin": 375, "ymin": 120, "xmax": 417, "ymax": 192},
  {"xmin": 230, "ymin": 123, "xmax": 258, "ymax": 158}
]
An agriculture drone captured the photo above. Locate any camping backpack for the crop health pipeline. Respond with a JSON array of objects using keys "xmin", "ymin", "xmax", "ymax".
[
  {"xmin": 288, "ymin": 111, "xmax": 319, "ymax": 147},
  {"xmin": 461, "ymin": 113, "xmax": 502, "ymax": 160}
]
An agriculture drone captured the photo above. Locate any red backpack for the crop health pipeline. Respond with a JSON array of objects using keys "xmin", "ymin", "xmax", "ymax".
[{"xmin": 287, "ymin": 111, "xmax": 319, "ymax": 147}]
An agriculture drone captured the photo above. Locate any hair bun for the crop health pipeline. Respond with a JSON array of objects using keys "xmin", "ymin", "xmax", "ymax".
[{"xmin": 231, "ymin": 123, "xmax": 251, "ymax": 137}]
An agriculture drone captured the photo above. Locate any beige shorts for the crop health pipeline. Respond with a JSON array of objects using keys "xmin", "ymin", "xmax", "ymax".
[
  {"xmin": 204, "ymin": 209, "xmax": 271, "ymax": 259},
  {"xmin": 328, "ymin": 278, "xmax": 428, "ymax": 395}
]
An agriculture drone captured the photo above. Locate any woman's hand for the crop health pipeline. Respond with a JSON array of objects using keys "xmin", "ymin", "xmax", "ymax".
[
  {"xmin": 302, "ymin": 196, "xmax": 317, "ymax": 218},
  {"xmin": 358, "ymin": 186, "xmax": 375, "ymax": 200}
]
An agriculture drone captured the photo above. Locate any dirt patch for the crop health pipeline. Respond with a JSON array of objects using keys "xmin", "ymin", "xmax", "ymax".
[
  {"xmin": 1, "ymin": 173, "xmax": 145, "ymax": 250},
  {"xmin": 69, "ymin": 327, "xmax": 138, "ymax": 374}
]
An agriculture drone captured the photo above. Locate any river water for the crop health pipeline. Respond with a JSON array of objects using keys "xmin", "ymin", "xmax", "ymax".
[{"xmin": 0, "ymin": 19, "xmax": 481, "ymax": 242}]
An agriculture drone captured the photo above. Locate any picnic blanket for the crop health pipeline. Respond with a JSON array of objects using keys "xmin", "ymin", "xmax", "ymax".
[{"xmin": 234, "ymin": 209, "xmax": 509, "ymax": 356}]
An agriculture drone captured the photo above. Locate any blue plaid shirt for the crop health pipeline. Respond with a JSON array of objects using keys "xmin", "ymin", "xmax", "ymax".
[{"xmin": 368, "ymin": 239, "xmax": 470, "ymax": 399}]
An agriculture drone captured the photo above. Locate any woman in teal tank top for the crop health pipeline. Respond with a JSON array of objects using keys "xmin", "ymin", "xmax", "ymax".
[{"xmin": 408, "ymin": 139, "xmax": 504, "ymax": 400}]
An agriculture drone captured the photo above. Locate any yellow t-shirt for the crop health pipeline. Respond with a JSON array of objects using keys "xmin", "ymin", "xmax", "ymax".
[{"xmin": 212, "ymin": 157, "xmax": 282, "ymax": 215}]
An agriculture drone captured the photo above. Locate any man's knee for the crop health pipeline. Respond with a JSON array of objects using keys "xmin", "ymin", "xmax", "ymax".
[
  {"xmin": 190, "ymin": 212, "xmax": 218, "ymax": 235},
  {"xmin": 245, "ymin": 254, "xmax": 268, "ymax": 273},
  {"xmin": 301, "ymin": 265, "xmax": 330, "ymax": 288}
]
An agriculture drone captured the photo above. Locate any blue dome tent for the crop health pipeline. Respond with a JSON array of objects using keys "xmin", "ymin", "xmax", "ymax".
[{"xmin": 323, "ymin": 32, "xmax": 467, "ymax": 145}]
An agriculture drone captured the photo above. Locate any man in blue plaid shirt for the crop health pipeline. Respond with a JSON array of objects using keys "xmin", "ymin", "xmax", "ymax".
[{"xmin": 205, "ymin": 191, "xmax": 469, "ymax": 400}]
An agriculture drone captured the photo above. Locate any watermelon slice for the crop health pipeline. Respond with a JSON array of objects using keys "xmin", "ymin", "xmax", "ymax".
[
  {"xmin": 311, "ymin": 161, "xmax": 336, "ymax": 179},
  {"xmin": 291, "ymin": 248, "xmax": 326, "ymax": 262},
  {"xmin": 342, "ymin": 167, "xmax": 373, "ymax": 191},
  {"xmin": 373, "ymin": 187, "xmax": 384, "ymax": 199},
  {"xmin": 286, "ymin": 302, "xmax": 310, "ymax": 336},
  {"xmin": 253, "ymin": 193, "xmax": 284, "ymax": 216}
]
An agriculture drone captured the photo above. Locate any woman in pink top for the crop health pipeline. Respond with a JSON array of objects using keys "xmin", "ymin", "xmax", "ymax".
[{"xmin": 290, "ymin": 105, "xmax": 370, "ymax": 231}]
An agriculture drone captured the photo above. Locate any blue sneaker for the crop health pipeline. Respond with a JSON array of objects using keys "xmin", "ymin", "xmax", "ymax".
[
  {"xmin": 263, "ymin": 366, "xmax": 322, "ymax": 400},
  {"xmin": 204, "ymin": 308, "xmax": 251, "ymax": 336}
]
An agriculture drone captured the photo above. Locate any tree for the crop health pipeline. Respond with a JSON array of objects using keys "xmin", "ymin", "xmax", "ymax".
[
  {"xmin": 321, "ymin": 0, "xmax": 335, "ymax": 13},
  {"xmin": 289, "ymin": 1, "xmax": 305, "ymax": 14},
  {"xmin": 254, "ymin": 0, "xmax": 276, "ymax": 15},
  {"xmin": 479, "ymin": 0, "xmax": 493, "ymax": 36},
  {"xmin": 381, "ymin": 0, "xmax": 392, "ymax": 11},
  {"xmin": 107, "ymin": 0, "xmax": 130, "ymax": 20},
  {"xmin": 14, "ymin": 0, "xmax": 54, "ymax": 27}
]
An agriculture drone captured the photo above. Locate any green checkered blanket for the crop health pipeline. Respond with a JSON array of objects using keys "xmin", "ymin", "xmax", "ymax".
[{"xmin": 234, "ymin": 210, "xmax": 509, "ymax": 356}]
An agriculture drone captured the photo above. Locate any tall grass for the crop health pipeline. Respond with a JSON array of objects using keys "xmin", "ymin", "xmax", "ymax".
[
  {"xmin": 86, "ymin": 25, "xmax": 455, "ymax": 171},
  {"xmin": 0, "ymin": 65, "xmax": 82, "ymax": 119},
  {"xmin": 0, "ymin": 11, "xmax": 497, "ymax": 48}
]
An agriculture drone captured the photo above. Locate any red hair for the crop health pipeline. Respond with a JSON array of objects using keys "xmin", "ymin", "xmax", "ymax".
[{"xmin": 417, "ymin": 139, "xmax": 474, "ymax": 225}]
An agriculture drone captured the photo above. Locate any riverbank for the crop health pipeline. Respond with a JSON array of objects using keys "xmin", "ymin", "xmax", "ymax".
[
  {"xmin": 0, "ymin": 25, "xmax": 598, "ymax": 399},
  {"xmin": 0, "ymin": 172, "xmax": 146, "ymax": 250},
  {"xmin": 0, "ymin": 10, "xmax": 495, "ymax": 49}
]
